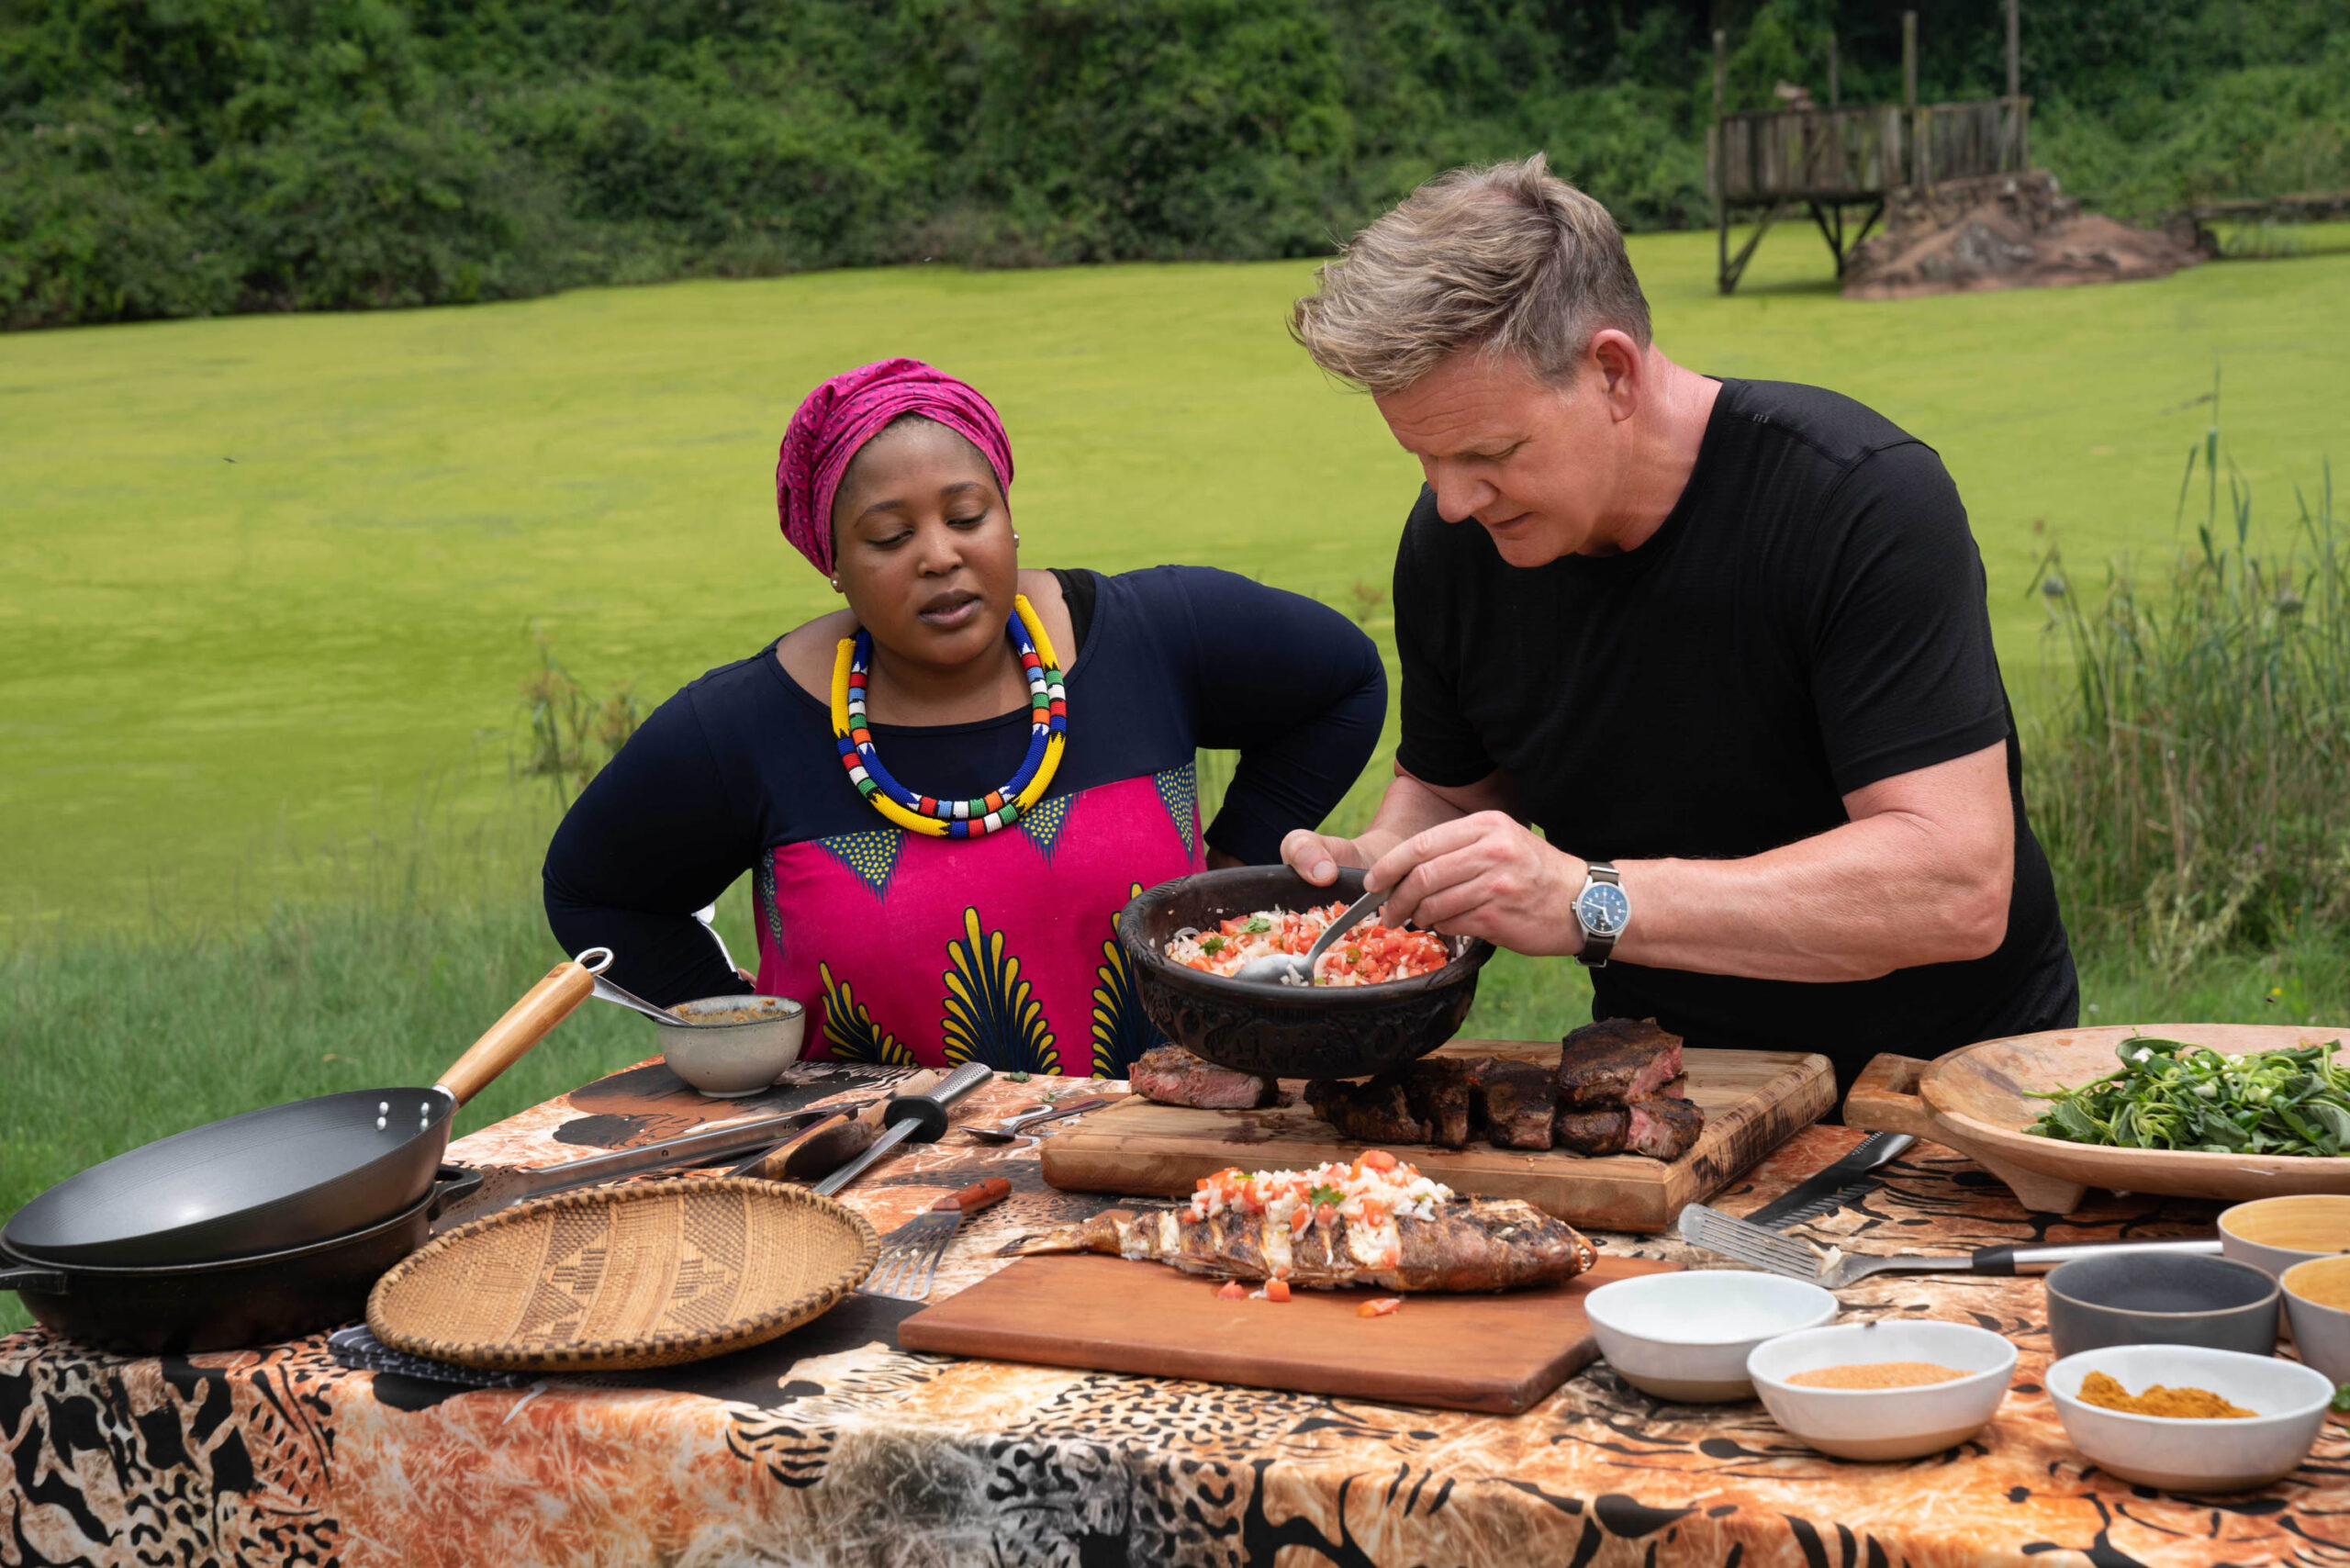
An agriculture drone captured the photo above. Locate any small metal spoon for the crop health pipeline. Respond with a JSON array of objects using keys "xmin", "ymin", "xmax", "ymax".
[
  {"xmin": 589, "ymin": 974, "xmax": 731, "ymax": 1026},
  {"xmin": 1229, "ymin": 885, "xmax": 1387, "ymax": 987},
  {"xmin": 961, "ymin": 1097, "xmax": 1111, "ymax": 1144}
]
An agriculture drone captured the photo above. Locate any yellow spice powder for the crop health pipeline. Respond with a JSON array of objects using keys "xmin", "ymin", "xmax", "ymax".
[
  {"xmin": 1786, "ymin": 1361, "xmax": 1970, "ymax": 1390},
  {"xmin": 2076, "ymin": 1370, "xmax": 2257, "ymax": 1418}
]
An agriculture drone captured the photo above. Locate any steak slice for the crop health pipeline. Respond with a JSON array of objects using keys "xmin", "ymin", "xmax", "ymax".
[
  {"xmin": 1129, "ymin": 1046, "xmax": 1279, "ymax": 1110},
  {"xmin": 1556, "ymin": 1017, "xmax": 1685, "ymax": 1109},
  {"xmin": 1402, "ymin": 1056, "xmax": 1490, "ymax": 1150},
  {"xmin": 1476, "ymin": 1059, "xmax": 1557, "ymax": 1150},
  {"xmin": 1552, "ymin": 1105, "xmax": 1629, "ymax": 1157},
  {"xmin": 1304, "ymin": 1075, "xmax": 1427, "ymax": 1144},
  {"xmin": 1625, "ymin": 1094, "xmax": 1706, "ymax": 1160}
]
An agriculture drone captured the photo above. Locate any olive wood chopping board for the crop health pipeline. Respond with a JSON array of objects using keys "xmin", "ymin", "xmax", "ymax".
[
  {"xmin": 1041, "ymin": 1040, "xmax": 1833, "ymax": 1234},
  {"xmin": 900, "ymin": 1251, "xmax": 1677, "ymax": 1413}
]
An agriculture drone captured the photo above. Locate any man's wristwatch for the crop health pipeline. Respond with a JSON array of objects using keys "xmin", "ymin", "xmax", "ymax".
[{"xmin": 1572, "ymin": 861, "xmax": 1629, "ymax": 968}]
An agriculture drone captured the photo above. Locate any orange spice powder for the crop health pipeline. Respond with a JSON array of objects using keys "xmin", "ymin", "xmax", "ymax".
[
  {"xmin": 1786, "ymin": 1361, "xmax": 1970, "ymax": 1390},
  {"xmin": 2076, "ymin": 1371, "xmax": 2256, "ymax": 1418}
]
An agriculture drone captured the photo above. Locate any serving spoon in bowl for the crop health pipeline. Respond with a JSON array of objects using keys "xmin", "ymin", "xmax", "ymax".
[{"xmin": 1229, "ymin": 884, "xmax": 1389, "ymax": 987}]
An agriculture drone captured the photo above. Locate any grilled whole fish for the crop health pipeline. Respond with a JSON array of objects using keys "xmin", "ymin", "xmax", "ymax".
[{"xmin": 1009, "ymin": 1199, "xmax": 1597, "ymax": 1293}]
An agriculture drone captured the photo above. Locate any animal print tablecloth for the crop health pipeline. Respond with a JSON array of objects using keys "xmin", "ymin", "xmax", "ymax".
[{"xmin": 6, "ymin": 1061, "xmax": 2347, "ymax": 1568}]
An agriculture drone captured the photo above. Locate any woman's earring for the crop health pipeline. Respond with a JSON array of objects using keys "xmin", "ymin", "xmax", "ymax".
[
  {"xmin": 1013, "ymin": 532, "xmax": 1022, "ymax": 545},
  {"xmin": 829, "ymin": 577, "xmax": 842, "ymax": 593}
]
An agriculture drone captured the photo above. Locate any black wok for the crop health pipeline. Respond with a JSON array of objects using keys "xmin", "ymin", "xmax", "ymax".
[
  {"xmin": 3, "ymin": 949, "xmax": 610, "ymax": 1268},
  {"xmin": 0, "ymin": 1167, "xmax": 483, "ymax": 1355}
]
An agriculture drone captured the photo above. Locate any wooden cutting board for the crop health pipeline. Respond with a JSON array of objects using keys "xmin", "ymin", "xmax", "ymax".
[
  {"xmin": 900, "ymin": 1251, "xmax": 1677, "ymax": 1413},
  {"xmin": 1042, "ymin": 1039, "xmax": 1833, "ymax": 1234}
]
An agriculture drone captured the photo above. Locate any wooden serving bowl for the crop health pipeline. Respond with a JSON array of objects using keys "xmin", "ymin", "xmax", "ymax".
[
  {"xmin": 1116, "ymin": 867, "xmax": 1493, "ymax": 1080},
  {"xmin": 1846, "ymin": 1023, "xmax": 2350, "ymax": 1215}
]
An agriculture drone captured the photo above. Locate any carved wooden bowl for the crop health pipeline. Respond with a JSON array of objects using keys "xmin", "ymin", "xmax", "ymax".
[
  {"xmin": 1846, "ymin": 1024, "xmax": 2350, "ymax": 1215},
  {"xmin": 1115, "ymin": 867, "xmax": 1493, "ymax": 1081}
]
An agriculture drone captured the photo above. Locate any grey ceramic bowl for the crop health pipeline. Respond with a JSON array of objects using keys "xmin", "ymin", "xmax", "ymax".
[
  {"xmin": 2044, "ymin": 1250, "xmax": 2279, "ymax": 1361},
  {"xmin": 1116, "ymin": 867, "xmax": 1493, "ymax": 1080}
]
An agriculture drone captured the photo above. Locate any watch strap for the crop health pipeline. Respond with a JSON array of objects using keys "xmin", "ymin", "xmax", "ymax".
[{"xmin": 1575, "ymin": 861, "xmax": 1622, "ymax": 969}]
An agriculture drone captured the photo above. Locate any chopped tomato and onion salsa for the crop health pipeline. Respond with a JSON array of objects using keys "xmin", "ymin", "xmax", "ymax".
[{"xmin": 1165, "ymin": 904, "xmax": 1451, "ymax": 986}]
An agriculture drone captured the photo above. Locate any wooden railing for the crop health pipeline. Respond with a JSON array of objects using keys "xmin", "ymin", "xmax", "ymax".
[{"xmin": 1708, "ymin": 95, "xmax": 2031, "ymax": 202}]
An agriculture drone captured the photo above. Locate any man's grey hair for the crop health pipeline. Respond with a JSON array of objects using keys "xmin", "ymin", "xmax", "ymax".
[{"xmin": 1291, "ymin": 153, "xmax": 1652, "ymax": 397}]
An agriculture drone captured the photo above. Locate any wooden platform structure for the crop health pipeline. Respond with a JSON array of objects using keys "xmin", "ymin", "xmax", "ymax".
[{"xmin": 1706, "ymin": 6, "xmax": 2031, "ymax": 293}]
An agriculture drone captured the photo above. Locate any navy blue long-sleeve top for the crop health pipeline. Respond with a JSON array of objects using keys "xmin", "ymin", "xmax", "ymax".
[{"xmin": 544, "ymin": 566, "xmax": 1387, "ymax": 1007}]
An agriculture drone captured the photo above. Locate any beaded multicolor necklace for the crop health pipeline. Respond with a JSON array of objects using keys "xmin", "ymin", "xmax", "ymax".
[{"xmin": 828, "ymin": 593, "xmax": 1068, "ymax": 838}]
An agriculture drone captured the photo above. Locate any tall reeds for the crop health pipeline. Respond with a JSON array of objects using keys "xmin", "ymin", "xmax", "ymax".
[{"xmin": 2030, "ymin": 408, "xmax": 2348, "ymax": 979}]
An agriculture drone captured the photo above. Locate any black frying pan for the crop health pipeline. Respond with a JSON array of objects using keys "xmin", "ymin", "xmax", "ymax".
[
  {"xmin": 0, "ymin": 1168, "xmax": 484, "ymax": 1355},
  {"xmin": 3, "ymin": 949, "xmax": 610, "ymax": 1268}
]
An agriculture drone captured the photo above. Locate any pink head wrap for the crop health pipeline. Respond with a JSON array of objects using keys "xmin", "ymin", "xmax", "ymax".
[{"xmin": 774, "ymin": 357, "xmax": 1015, "ymax": 577}]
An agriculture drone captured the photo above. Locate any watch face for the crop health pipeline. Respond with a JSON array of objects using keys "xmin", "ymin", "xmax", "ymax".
[{"xmin": 1577, "ymin": 881, "xmax": 1629, "ymax": 937}]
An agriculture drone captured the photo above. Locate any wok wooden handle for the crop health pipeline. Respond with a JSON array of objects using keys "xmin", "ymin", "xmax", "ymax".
[
  {"xmin": 432, "ymin": 951, "xmax": 609, "ymax": 1106},
  {"xmin": 1843, "ymin": 1053, "xmax": 1936, "ymax": 1138},
  {"xmin": 933, "ymin": 1177, "xmax": 1011, "ymax": 1214}
]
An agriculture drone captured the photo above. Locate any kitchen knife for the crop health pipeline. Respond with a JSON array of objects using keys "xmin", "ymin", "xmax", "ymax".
[
  {"xmin": 811, "ymin": 1062, "xmax": 995, "ymax": 1196},
  {"xmin": 1746, "ymin": 1131, "xmax": 1916, "ymax": 1230}
]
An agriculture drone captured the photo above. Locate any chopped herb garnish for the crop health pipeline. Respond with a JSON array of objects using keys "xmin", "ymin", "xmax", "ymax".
[
  {"xmin": 1200, "ymin": 935, "xmax": 1225, "ymax": 955},
  {"xmin": 1242, "ymin": 916, "xmax": 1271, "ymax": 935}
]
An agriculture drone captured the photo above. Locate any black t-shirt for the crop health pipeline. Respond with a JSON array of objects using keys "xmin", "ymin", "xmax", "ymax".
[{"xmin": 1394, "ymin": 378, "xmax": 2076, "ymax": 1082}]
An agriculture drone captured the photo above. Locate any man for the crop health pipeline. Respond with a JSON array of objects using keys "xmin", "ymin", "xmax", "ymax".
[{"xmin": 1282, "ymin": 153, "xmax": 2076, "ymax": 1087}]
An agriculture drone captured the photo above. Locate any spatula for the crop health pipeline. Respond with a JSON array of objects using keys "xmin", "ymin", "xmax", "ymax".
[{"xmin": 1677, "ymin": 1203, "xmax": 2221, "ymax": 1289}]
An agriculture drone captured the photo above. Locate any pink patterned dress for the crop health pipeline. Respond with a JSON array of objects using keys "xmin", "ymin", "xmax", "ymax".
[{"xmin": 544, "ymin": 566, "xmax": 1387, "ymax": 1078}]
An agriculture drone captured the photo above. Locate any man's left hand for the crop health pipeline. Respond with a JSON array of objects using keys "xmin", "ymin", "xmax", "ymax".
[{"xmin": 1364, "ymin": 811, "xmax": 1587, "ymax": 957}]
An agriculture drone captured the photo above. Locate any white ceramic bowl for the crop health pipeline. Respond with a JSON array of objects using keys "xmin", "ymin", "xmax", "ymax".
[
  {"xmin": 2221, "ymin": 1195, "xmax": 2350, "ymax": 1280},
  {"xmin": 1584, "ymin": 1271, "xmax": 1840, "ymax": 1402},
  {"xmin": 1746, "ymin": 1319, "xmax": 2017, "ymax": 1461},
  {"xmin": 2281, "ymin": 1257, "xmax": 2350, "ymax": 1387},
  {"xmin": 655, "ymin": 995, "xmax": 807, "ymax": 1097},
  {"xmin": 2046, "ymin": 1344, "xmax": 2333, "ymax": 1493}
]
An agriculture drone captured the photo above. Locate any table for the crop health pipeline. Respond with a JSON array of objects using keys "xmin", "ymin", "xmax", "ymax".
[{"xmin": 6, "ymin": 1062, "xmax": 2347, "ymax": 1568}]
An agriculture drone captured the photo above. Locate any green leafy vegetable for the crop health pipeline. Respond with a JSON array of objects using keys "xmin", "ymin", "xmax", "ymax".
[
  {"xmin": 1200, "ymin": 935, "xmax": 1225, "ymax": 955},
  {"xmin": 2333, "ymin": 1383, "xmax": 2350, "ymax": 1415},
  {"xmin": 2026, "ymin": 1036, "xmax": 2350, "ymax": 1156},
  {"xmin": 1242, "ymin": 916, "xmax": 1271, "ymax": 935}
]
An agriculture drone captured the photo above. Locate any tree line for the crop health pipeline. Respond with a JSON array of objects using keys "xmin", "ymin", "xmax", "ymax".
[{"xmin": 3, "ymin": 0, "xmax": 2343, "ymax": 328}]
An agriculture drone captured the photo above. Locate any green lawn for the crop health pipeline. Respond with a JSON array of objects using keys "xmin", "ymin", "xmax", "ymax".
[{"xmin": 6, "ymin": 226, "xmax": 2349, "ymax": 930}]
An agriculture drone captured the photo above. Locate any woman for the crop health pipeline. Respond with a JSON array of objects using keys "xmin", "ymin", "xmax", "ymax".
[{"xmin": 544, "ymin": 358, "xmax": 1386, "ymax": 1076}]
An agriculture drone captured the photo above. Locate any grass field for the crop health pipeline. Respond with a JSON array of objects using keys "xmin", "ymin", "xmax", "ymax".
[{"xmin": 6, "ymin": 226, "xmax": 2350, "ymax": 928}]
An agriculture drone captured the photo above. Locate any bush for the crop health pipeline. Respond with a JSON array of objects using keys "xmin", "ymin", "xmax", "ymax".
[
  {"xmin": 2029, "ymin": 409, "xmax": 2350, "ymax": 979},
  {"xmin": 2, "ymin": 0, "xmax": 2345, "ymax": 326}
]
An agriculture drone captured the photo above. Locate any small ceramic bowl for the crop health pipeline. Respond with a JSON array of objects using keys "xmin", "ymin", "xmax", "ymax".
[
  {"xmin": 2046, "ymin": 1344, "xmax": 2333, "ymax": 1493},
  {"xmin": 1584, "ymin": 1271, "xmax": 1840, "ymax": 1402},
  {"xmin": 1746, "ymin": 1318, "xmax": 2017, "ymax": 1461},
  {"xmin": 2221, "ymin": 1196, "xmax": 2350, "ymax": 1280},
  {"xmin": 2280, "ymin": 1257, "xmax": 2350, "ymax": 1387},
  {"xmin": 2044, "ymin": 1250, "xmax": 2278, "ymax": 1360},
  {"xmin": 655, "ymin": 995, "xmax": 807, "ymax": 1097}
]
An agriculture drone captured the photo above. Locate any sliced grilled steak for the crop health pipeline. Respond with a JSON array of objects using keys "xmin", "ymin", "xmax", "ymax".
[
  {"xmin": 1476, "ymin": 1059, "xmax": 1557, "ymax": 1149},
  {"xmin": 1402, "ymin": 1056, "xmax": 1489, "ymax": 1149},
  {"xmin": 1304, "ymin": 1075, "xmax": 1427, "ymax": 1143},
  {"xmin": 1556, "ymin": 1017, "xmax": 1685, "ymax": 1109},
  {"xmin": 1129, "ymin": 1046, "xmax": 1279, "ymax": 1110},
  {"xmin": 1625, "ymin": 1093, "xmax": 1706, "ymax": 1159},
  {"xmin": 1553, "ymin": 1106, "xmax": 1630, "ymax": 1157}
]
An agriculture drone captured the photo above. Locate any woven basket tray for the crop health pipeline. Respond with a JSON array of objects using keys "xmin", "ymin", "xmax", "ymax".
[{"xmin": 367, "ymin": 1176, "xmax": 878, "ymax": 1371}]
